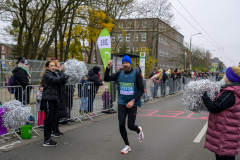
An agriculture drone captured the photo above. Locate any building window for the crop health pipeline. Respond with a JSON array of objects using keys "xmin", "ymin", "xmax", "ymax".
[
  {"xmin": 159, "ymin": 36, "xmax": 164, "ymax": 44},
  {"xmin": 158, "ymin": 49, "xmax": 162, "ymax": 56},
  {"xmin": 118, "ymin": 47, "xmax": 122, "ymax": 53},
  {"xmin": 126, "ymin": 47, "xmax": 130, "ymax": 53},
  {"xmin": 126, "ymin": 34, "xmax": 130, "ymax": 42},
  {"xmin": 136, "ymin": 22, "xmax": 139, "ymax": 28},
  {"xmin": 126, "ymin": 22, "xmax": 131, "ymax": 28},
  {"xmin": 134, "ymin": 34, "xmax": 138, "ymax": 41},
  {"xmin": 135, "ymin": 47, "xmax": 138, "ymax": 52},
  {"xmin": 142, "ymin": 22, "xmax": 147, "ymax": 28},
  {"xmin": 93, "ymin": 55, "xmax": 96, "ymax": 63},
  {"xmin": 82, "ymin": 53, "xmax": 85, "ymax": 58},
  {"xmin": 141, "ymin": 33, "xmax": 146, "ymax": 41},
  {"xmin": 118, "ymin": 34, "xmax": 122, "ymax": 42},
  {"xmin": 119, "ymin": 23, "xmax": 123, "ymax": 28},
  {"xmin": 111, "ymin": 34, "xmax": 115, "ymax": 42}
]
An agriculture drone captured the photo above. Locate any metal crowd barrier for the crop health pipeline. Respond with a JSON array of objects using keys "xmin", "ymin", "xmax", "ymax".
[
  {"xmin": 0, "ymin": 76, "xmax": 216, "ymax": 140},
  {"xmin": 141, "ymin": 76, "xmax": 217, "ymax": 102}
]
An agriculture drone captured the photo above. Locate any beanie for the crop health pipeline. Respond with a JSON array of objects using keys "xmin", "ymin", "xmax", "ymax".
[
  {"xmin": 19, "ymin": 59, "xmax": 29, "ymax": 65},
  {"xmin": 122, "ymin": 55, "xmax": 131, "ymax": 64},
  {"xmin": 226, "ymin": 67, "xmax": 240, "ymax": 83},
  {"xmin": 16, "ymin": 56, "xmax": 23, "ymax": 64},
  {"xmin": 93, "ymin": 66, "xmax": 101, "ymax": 74}
]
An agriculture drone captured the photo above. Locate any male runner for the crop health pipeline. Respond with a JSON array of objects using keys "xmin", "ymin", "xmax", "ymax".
[{"xmin": 104, "ymin": 55, "xmax": 144, "ymax": 154}]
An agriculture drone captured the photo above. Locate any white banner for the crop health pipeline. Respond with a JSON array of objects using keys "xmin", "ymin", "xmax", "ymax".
[
  {"xmin": 97, "ymin": 36, "xmax": 111, "ymax": 49},
  {"xmin": 140, "ymin": 52, "xmax": 146, "ymax": 78},
  {"xmin": 112, "ymin": 56, "xmax": 123, "ymax": 73}
]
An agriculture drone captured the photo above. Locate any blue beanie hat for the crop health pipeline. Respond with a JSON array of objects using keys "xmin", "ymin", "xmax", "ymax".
[
  {"xmin": 122, "ymin": 55, "xmax": 131, "ymax": 64},
  {"xmin": 226, "ymin": 67, "xmax": 240, "ymax": 83}
]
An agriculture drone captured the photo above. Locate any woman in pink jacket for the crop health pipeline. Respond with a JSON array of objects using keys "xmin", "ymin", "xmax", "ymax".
[{"xmin": 202, "ymin": 66, "xmax": 240, "ymax": 160}]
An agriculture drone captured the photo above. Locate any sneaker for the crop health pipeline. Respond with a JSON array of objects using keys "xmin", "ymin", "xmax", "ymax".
[
  {"xmin": 121, "ymin": 145, "xmax": 131, "ymax": 154},
  {"xmin": 56, "ymin": 130, "xmax": 64, "ymax": 136},
  {"xmin": 58, "ymin": 131, "xmax": 63, "ymax": 136},
  {"xmin": 43, "ymin": 139, "xmax": 57, "ymax": 147},
  {"xmin": 51, "ymin": 132, "xmax": 61, "ymax": 138},
  {"xmin": 138, "ymin": 127, "xmax": 144, "ymax": 142}
]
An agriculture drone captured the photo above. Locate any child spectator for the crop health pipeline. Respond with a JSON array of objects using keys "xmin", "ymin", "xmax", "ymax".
[
  {"xmin": 37, "ymin": 86, "xmax": 45, "ymax": 126},
  {"xmin": 78, "ymin": 75, "xmax": 89, "ymax": 114},
  {"xmin": 102, "ymin": 86, "xmax": 112, "ymax": 110}
]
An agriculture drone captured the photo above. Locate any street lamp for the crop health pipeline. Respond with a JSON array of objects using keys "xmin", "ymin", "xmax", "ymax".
[
  {"xmin": 134, "ymin": 10, "xmax": 151, "ymax": 55},
  {"xmin": 189, "ymin": 32, "xmax": 201, "ymax": 70},
  {"xmin": 184, "ymin": 52, "xmax": 187, "ymax": 71}
]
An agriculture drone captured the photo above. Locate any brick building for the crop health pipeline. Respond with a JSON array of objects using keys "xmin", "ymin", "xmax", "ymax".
[
  {"xmin": 89, "ymin": 18, "xmax": 184, "ymax": 70},
  {"xmin": 0, "ymin": 43, "xmax": 15, "ymax": 60},
  {"xmin": 111, "ymin": 18, "xmax": 184, "ymax": 69}
]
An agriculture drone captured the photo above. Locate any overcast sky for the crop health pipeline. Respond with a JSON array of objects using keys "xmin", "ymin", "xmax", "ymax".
[
  {"xmin": 0, "ymin": 0, "xmax": 239, "ymax": 67},
  {"xmin": 168, "ymin": 0, "xmax": 240, "ymax": 67}
]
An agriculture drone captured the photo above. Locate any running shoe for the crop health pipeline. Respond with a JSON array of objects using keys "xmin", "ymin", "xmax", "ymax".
[
  {"xmin": 43, "ymin": 139, "xmax": 57, "ymax": 147},
  {"xmin": 138, "ymin": 126, "xmax": 144, "ymax": 142},
  {"xmin": 51, "ymin": 132, "xmax": 61, "ymax": 138},
  {"xmin": 121, "ymin": 145, "xmax": 131, "ymax": 154},
  {"xmin": 57, "ymin": 131, "xmax": 64, "ymax": 136}
]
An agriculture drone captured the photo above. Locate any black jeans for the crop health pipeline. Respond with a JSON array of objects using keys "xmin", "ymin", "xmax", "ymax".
[
  {"xmin": 88, "ymin": 92, "xmax": 96, "ymax": 113},
  {"xmin": 118, "ymin": 104, "xmax": 140, "ymax": 145},
  {"xmin": 44, "ymin": 101, "xmax": 57, "ymax": 141},
  {"xmin": 215, "ymin": 154, "xmax": 235, "ymax": 160}
]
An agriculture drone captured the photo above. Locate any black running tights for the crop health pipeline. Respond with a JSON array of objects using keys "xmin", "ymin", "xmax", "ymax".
[{"xmin": 118, "ymin": 105, "xmax": 140, "ymax": 145}]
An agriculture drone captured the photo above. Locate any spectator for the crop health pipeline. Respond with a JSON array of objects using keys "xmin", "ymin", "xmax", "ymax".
[
  {"xmin": 78, "ymin": 75, "xmax": 89, "ymax": 114},
  {"xmin": 202, "ymin": 66, "xmax": 240, "ymax": 159},
  {"xmin": 37, "ymin": 86, "xmax": 44, "ymax": 126},
  {"xmin": 88, "ymin": 66, "xmax": 104, "ymax": 115},
  {"xmin": 149, "ymin": 67, "xmax": 158, "ymax": 79},
  {"xmin": 216, "ymin": 71, "xmax": 220, "ymax": 81},
  {"xmin": 42, "ymin": 61, "xmax": 68, "ymax": 147},
  {"xmin": 162, "ymin": 69, "xmax": 168, "ymax": 96},
  {"xmin": 102, "ymin": 86, "xmax": 113, "ymax": 110},
  {"xmin": 51, "ymin": 58, "xmax": 68, "ymax": 135},
  {"xmin": 12, "ymin": 58, "xmax": 32, "ymax": 104}
]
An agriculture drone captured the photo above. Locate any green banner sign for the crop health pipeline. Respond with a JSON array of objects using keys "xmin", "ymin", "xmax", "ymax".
[{"xmin": 97, "ymin": 28, "xmax": 111, "ymax": 70}]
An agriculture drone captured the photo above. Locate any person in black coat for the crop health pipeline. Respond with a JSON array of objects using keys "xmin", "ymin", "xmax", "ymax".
[
  {"xmin": 12, "ymin": 59, "xmax": 32, "ymax": 104},
  {"xmin": 162, "ymin": 70, "xmax": 168, "ymax": 96},
  {"xmin": 41, "ymin": 61, "xmax": 68, "ymax": 146},
  {"xmin": 51, "ymin": 59, "xmax": 67, "ymax": 136},
  {"xmin": 87, "ymin": 66, "xmax": 104, "ymax": 114}
]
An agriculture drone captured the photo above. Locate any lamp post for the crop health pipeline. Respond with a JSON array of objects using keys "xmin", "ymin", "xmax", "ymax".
[
  {"xmin": 184, "ymin": 52, "xmax": 187, "ymax": 70},
  {"xmin": 134, "ymin": 10, "xmax": 151, "ymax": 55},
  {"xmin": 190, "ymin": 33, "xmax": 201, "ymax": 70}
]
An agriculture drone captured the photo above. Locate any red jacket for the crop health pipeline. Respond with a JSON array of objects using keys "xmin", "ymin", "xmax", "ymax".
[{"xmin": 205, "ymin": 85, "xmax": 240, "ymax": 156}]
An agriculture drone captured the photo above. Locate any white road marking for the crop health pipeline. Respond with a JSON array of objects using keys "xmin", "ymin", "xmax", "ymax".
[
  {"xmin": 193, "ymin": 122, "xmax": 208, "ymax": 143},
  {"xmin": 0, "ymin": 141, "xmax": 21, "ymax": 150}
]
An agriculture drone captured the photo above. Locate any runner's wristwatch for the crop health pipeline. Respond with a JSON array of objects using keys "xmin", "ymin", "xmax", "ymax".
[{"xmin": 132, "ymin": 99, "xmax": 136, "ymax": 102}]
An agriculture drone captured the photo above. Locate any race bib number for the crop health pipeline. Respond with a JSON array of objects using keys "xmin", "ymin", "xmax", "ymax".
[{"xmin": 120, "ymin": 83, "xmax": 134, "ymax": 95}]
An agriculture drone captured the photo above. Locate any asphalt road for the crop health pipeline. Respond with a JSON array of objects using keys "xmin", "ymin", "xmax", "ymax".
[{"xmin": 1, "ymin": 93, "xmax": 239, "ymax": 160}]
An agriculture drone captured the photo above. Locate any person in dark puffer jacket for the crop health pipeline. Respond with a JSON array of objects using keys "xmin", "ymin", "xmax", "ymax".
[
  {"xmin": 202, "ymin": 66, "xmax": 240, "ymax": 160},
  {"xmin": 87, "ymin": 66, "xmax": 104, "ymax": 114},
  {"xmin": 42, "ymin": 61, "xmax": 68, "ymax": 147},
  {"xmin": 12, "ymin": 58, "xmax": 32, "ymax": 104},
  {"xmin": 51, "ymin": 58, "xmax": 67, "ymax": 136}
]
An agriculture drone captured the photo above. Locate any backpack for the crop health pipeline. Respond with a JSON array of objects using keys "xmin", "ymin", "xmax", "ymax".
[{"xmin": 7, "ymin": 74, "xmax": 17, "ymax": 94}]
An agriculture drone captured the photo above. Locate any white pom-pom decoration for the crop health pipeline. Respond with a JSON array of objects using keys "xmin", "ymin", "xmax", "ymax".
[{"xmin": 64, "ymin": 59, "xmax": 88, "ymax": 84}]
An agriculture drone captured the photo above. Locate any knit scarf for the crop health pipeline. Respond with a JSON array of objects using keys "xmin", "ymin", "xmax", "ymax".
[{"xmin": 18, "ymin": 62, "xmax": 31, "ymax": 77}]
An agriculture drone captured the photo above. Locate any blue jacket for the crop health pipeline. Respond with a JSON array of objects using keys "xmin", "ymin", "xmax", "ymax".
[{"xmin": 78, "ymin": 80, "xmax": 88, "ymax": 98}]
